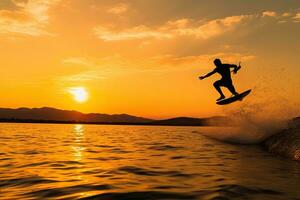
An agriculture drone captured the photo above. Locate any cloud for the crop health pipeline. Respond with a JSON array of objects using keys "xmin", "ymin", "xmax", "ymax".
[
  {"xmin": 282, "ymin": 12, "xmax": 292, "ymax": 17},
  {"xmin": 107, "ymin": 3, "xmax": 128, "ymax": 15},
  {"xmin": 0, "ymin": 0, "xmax": 60, "ymax": 36},
  {"xmin": 262, "ymin": 11, "xmax": 277, "ymax": 17},
  {"xmin": 63, "ymin": 53, "xmax": 256, "ymax": 71},
  {"xmin": 293, "ymin": 12, "xmax": 300, "ymax": 22},
  {"xmin": 94, "ymin": 9, "xmax": 300, "ymax": 42},
  {"xmin": 62, "ymin": 55, "xmax": 126, "ymax": 68},
  {"xmin": 182, "ymin": 15, "xmax": 251, "ymax": 39},
  {"xmin": 153, "ymin": 53, "xmax": 256, "ymax": 68},
  {"xmin": 60, "ymin": 55, "xmax": 135, "ymax": 82},
  {"xmin": 62, "ymin": 71, "xmax": 106, "ymax": 82},
  {"xmin": 62, "ymin": 57, "xmax": 96, "ymax": 67},
  {"xmin": 94, "ymin": 25, "xmax": 173, "ymax": 41},
  {"xmin": 59, "ymin": 52, "xmax": 256, "ymax": 82},
  {"xmin": 94, "ymin": 15, "xmax": 251, "ymax": 41},
  {"xmin": 61, "ymin": 57, "xmax": 107, "ymax": 82}
]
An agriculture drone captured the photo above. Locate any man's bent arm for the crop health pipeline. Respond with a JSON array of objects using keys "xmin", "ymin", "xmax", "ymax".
[
  {"xmin": 229, "ymin": 64, "xmax": 238, "ymax": 71},
  {"xmin": 199, "ymin": 69, "xmax": 216, "ymax": 79}
]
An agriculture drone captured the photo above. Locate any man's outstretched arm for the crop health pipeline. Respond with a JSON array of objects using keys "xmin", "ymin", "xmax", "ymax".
[{"xmin": 199, "ymin": 69, "xmax": 216, "ymax": 80}]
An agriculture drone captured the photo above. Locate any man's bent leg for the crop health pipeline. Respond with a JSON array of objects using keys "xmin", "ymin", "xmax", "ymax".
[
  {"xmin": 213, "ymin": 80, "xmax": 225, "ymax": 101},
  {"xmin": 227, "ymin": 83, "xmax": 239, "ymax": 96}
]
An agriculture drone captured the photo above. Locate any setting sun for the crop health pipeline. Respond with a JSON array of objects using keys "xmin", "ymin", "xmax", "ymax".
[{"xmin": 68, "ymin": 87, "xmax": 89, "ymax": 103}]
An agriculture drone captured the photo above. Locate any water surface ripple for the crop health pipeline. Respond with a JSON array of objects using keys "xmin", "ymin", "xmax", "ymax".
[{"xmin": 0, "ymin": 123, "xmax": 299, "ymax": 200}]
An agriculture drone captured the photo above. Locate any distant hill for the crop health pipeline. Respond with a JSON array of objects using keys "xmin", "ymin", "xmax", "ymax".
[
  {"xmin": 152, "ymin": 117, "xmax": 206, "ymax": 126},
  {"xmin": 0, "ymin": 107, "xmax": 230, "ymax": 126},
  {"xmin": 0, "ymin": 107, "xmax": 152, "ymax": 123},
  {"xmin": 151, "ymin": 116, "xmax": 230, "ymax": 126}
]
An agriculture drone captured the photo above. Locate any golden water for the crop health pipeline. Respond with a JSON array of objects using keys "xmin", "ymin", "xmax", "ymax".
[{"xmin": 0, "ymin": 123, "xmax": 299, "ymax": 199}]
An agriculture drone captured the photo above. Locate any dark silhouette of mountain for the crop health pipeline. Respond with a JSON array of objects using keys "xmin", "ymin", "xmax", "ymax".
[
  {"xmin": 0, "ymin": 107, "xmax": 152, "ymax": 123},
  {"xmin": 150, "ymin": 116, "xmax": 230, "ymax": 126},
  {"xmin": 151, "ymin": 117, "xmax": 206, "ymax": 126},
  {"xmin": 0, "ymin": 107, "xmax": 230, "ymax": 126}
]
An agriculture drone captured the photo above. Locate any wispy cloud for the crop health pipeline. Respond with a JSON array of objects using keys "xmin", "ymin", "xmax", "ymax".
[
  {"xmin": 282, "ymin": 12, "xmax": 292, "ymax": 17},
  {"xmin": 293, "ymin": 12, "xmax": 300, "ymax": 22},
  {"xmin": 60, "ymin": 55, "xmax": 132, "ymax": 82},
  {"xmin": 153, "ymin": 53, "xmax": 256, "ymax": 69},
  {"xmin": 94, "ymin": 25, "xmax": 173, "ymax": 41},
  {"xmin": 62, "ymin": 55, "xmax": 126, "ymax": 68},
  {"xmin": 0, "ymin": 0, "xmax": 60, "ymax": 36},
  {"xmin": 107, "ymin": 3, "xmax": 129, "ymax": 15},
  {"xmin": 94, "ymin": 10, "xmax": 300, "ymax": 42},
  {"xmin": 262, "ymin": 11, "xmax": 277, "ymax": 17},
  {"xmin": 62, "ymin": 71, "xmax": 106, "ymax": 82},
  {"xmin": 62, "ymin": 52, "xmax": 256, "ymax": 78},
  {"xmin": 62, "ymin": 57, "xmax": 97, "ymax": 67},
  {"xmin": 94, "ymin": 15, "xmax": 251, "ymax": 41},
  {"xmin": 261, "ymin": 10, "xmax": 300, "ymax": 23}
]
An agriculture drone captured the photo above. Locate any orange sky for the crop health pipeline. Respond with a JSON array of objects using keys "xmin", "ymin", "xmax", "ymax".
[{"xmin": 0, "ymin": 0, "xmax": 300, "ymax": 119}]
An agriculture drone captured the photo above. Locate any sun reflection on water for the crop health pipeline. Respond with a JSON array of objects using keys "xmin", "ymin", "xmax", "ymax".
[{"xmin": 72, "ymin": 124, "xmax": 85, "ymax": 161}]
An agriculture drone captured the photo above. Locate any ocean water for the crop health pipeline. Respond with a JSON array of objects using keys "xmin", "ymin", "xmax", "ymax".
[{"xmin": 0, "ymin": 123, "xmax": 299, "ymax": 200}]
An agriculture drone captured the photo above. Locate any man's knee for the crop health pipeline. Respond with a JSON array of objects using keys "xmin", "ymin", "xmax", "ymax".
[{"xmin": 213, "ymin": 81, "xmax": 220, "ymax": 88}]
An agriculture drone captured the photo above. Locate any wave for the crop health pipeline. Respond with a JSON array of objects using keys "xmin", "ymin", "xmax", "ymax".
[
  {"xmin": 264, "ymin": 118, "xmax": 300, "ymax": 161},
  {"xmin": 77, "ymin": 184, "xmax": 285, "ymax": 200},
  {"xmin": 116, "ymin": 166, "xmax": 193, "ymax": 177},
  {"xmin": 201, "ymin": 84, "xmax": 300, "ymax": 161},
  {"xmin": 201, "ymin": 117, "xmax": 300, "ymax": 161}
]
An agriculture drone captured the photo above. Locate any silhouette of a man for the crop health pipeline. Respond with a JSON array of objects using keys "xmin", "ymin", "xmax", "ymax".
[{"xmin": 199, "ymin": 58, "xmax": 239, "ymax": 101}]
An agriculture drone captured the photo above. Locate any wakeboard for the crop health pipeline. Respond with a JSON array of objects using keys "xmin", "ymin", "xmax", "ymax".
[{"xmin": 216, "ymin": 89, "xmax": 251, "ymax": 105}]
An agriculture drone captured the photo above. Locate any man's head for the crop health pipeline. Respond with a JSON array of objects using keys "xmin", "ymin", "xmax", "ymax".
[{"xmin": 214, "ymin": 58, "xmax": 222, "ymax": 67}]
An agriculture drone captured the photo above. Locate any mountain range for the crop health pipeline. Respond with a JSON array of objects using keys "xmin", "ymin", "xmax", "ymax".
[{"xmin": 0, "ymin": 107, "xmax": 229, "ymax": 126}]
